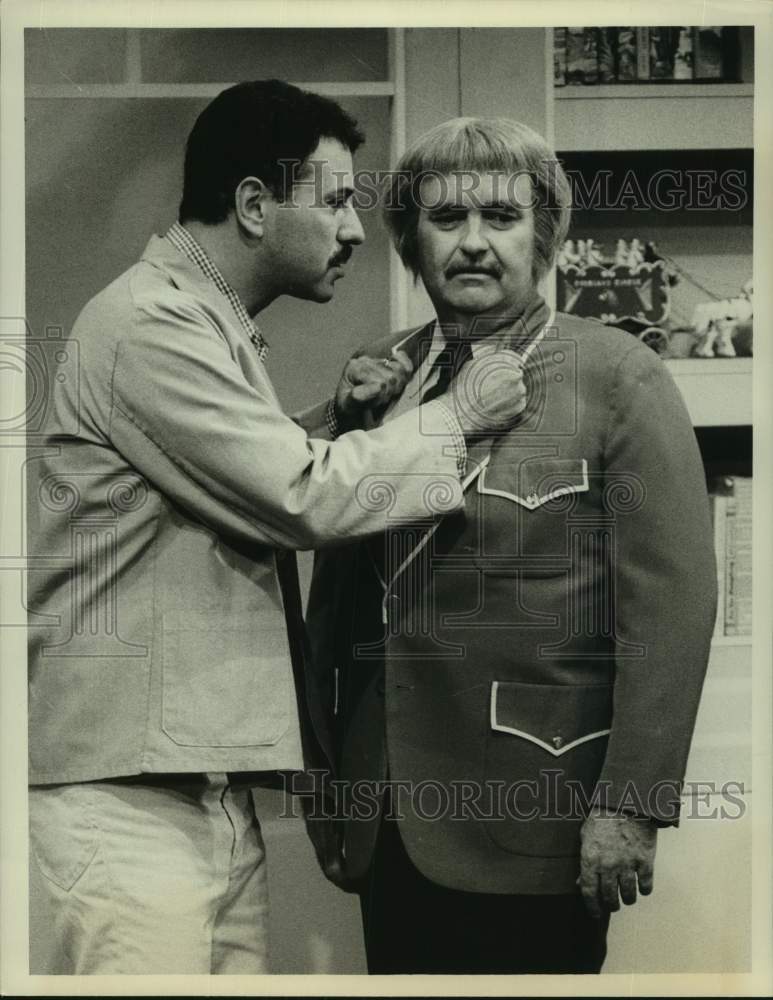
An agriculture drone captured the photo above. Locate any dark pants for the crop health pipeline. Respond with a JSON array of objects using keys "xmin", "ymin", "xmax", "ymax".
[{"xmin": 358, "ymin": 814, "xmax": 609, "ymax": 975}]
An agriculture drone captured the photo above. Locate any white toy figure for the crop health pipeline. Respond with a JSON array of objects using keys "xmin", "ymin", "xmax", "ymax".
[
  {"xmin": 557, "ymin": 239, "xmax": 582, "ymax": 268},
  {"xmin": 627, "ymin": 238, "xmax": 644, "ymax": 269},
  {"xmin": 614, "ymin": 239, "xmax": 629, "ymax": 266},
  {"xmin": 585, "ymin": 239, "xmax": 605, "ymax": 267},
  {"xmin": 692, "ymin": 281, "xmax": 753, "ymax": 358}
]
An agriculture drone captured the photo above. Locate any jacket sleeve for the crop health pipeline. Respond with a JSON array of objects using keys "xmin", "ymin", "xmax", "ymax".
[
  {"xmin": 593, "ymin": 346, "xmax": 717, "ymax": 824},
  {"xmin": 109, "ymin": 298, "xmax": 463, "ymax": 551}
]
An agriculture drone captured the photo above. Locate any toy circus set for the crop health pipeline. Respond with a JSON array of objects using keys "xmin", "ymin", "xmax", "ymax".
[{"xmin": 556, "ymin": 238, "xmax": 752, "ymax": 358}]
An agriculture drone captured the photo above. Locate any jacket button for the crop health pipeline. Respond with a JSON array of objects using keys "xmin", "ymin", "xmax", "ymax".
[{"xmin": 552, "ymin": 735, "xmax": 565, "ymax": 750}]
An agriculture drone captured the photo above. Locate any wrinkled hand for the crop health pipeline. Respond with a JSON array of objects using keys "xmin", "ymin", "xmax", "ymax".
[
  {"xmin": 442, "ymin": 344, "xmax": 527, "ymax": 438},
  {"xmin": 578, "ymin": 810, "xmax": 658, "ymax": 918},
  {"xmin": 334, "ymin": 350, "xmax": 413, "ymax": 430}
]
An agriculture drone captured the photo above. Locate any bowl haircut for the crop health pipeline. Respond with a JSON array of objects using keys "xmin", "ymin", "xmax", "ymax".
[{"xmin": 383, "ymin": 117, "xmax": 572, "ymax": 283}]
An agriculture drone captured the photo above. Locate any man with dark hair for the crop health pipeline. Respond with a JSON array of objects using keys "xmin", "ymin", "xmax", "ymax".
[
  {"xmin": 27, "ymin": 83, "xmax": 528, "ymax": 974},
  {"xmin": 308, "ymin": 116, "xmax": 716, "ymax": 974},
  {"xmin": 179, "ymin": 79, "xmax": 366, "ymax": 224}
]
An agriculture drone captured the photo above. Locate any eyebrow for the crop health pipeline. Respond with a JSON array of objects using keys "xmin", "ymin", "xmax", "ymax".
[
  {"xmin": 429, "ymin": 200, "xmax": 521, "ymax": 212},
  {"xmin": 324, "ymin": 186, "xmax": 355, "ymax": 204}
]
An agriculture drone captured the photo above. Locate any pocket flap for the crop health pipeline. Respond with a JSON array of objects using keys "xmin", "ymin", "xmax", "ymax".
[
  {"xmin": 490, "ymin": 680, "xmax": 612, "ymax": 756},
  {"xmin": 479, "ymin": 457, "xmax": 588, "ymax": 509}
]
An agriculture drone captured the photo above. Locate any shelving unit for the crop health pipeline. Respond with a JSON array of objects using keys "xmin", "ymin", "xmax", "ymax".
[
  {"xmin": 26, "ymin": 82, "xmax": 397, "ymax": 99},
  {"xmin": 555, "ymin": 83, "xmax": 754, "ymax": 151},
  {"xmin": 550, "ymin": 30, "xmax": 755, "ymax": 974},
  {"xmin": 711, "ymin": 634, "xmax": 754, "ymax": 648},
  {"xmin": 666, "ymin": 359, "xmax": 753, "ymax": 426},
  {"xmin": 24, "ymin": 27, "xmax": 410, "ymax": 411},
  {"xmin": 557, "ymin": 82, "xmax": 754, "ymax": 99}
]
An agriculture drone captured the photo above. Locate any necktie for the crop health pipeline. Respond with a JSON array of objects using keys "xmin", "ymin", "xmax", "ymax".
[
  {"xmin": 367, "ymin": 338, "xmax": 472, "ymax": 589},
  {"xmin": 420, "ymin": 338, "xmax": 473, "ymax": 404}
]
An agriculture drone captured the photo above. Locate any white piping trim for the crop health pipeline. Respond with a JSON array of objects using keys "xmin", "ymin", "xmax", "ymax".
[
  {"xmin": 390, "ymin": 322, "xmax": 434, "ymax": 356},
  {"xmin": 391, "ymin": 308, "xmax": 555, "ymax": 367},
  {"xmin": 516, "ymin": 307, "xmax": 554, "ymax": 364},
  {"xmin": 379, "ymin": 455, "xmax": 491, "ymax": 620},
  {"xmin": 489, "ymin": 681, "xmax": 611, "ymax": 757},
  {"xmin": 478, "ymin": 458, "xmax": 589, "ymax": 510},
  {"xmin": 462, "ymin": 452, "xmax": 491, "ymax": 490}
]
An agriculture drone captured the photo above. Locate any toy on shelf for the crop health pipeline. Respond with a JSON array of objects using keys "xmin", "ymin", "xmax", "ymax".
[
  {"xmin": 556, "ymin": 236, "xmax": 678, "ymax": 354},
  {"xmin": 691, "ymin": 280, "xmax": 753, "ymax": 358},
  {"xmin": 556, "ymin": 237, "xmax": 752, "ymax": 359}
]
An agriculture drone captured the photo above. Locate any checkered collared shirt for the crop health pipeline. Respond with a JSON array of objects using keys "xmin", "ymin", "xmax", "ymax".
[{"xmin": 165, "ymin": 221, "xmax": 269, "ymax": 362}]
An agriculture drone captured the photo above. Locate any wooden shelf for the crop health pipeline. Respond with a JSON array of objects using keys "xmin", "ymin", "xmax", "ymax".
[
  {"xmin": 711, "ymin": 635, "xmax": 752, "ymax": 648},
  {"xmin": 555, "ymin": 84, "xmax": 753, "ymax": 151},
  {"xmin": 556, "ymin": 83, "xmax": 754, "ymax": 100},
  {"xmin": 26, "ymin": 81, "xmax": 396, "ymax": 100},
  {"xmin": 665, "ymin": 358, "xmax": 752, "ymax": 426}
]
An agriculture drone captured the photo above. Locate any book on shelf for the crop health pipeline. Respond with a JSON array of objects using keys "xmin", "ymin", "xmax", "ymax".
[
  {"xmin": 566, "ymin": 27, "xmax": 598, "ymax": 85},
  {"xmin": 709, "ymin": 475, "xmax": 752, "ymax": 639},
  {"xmin": 649, "ymin": 27, "xmax": 678, "ymax": 79},
  {"xmin": 636, "ymin": 27, "xmax": 651, "ymax": 80},
  {"xmin": 694, "ymin": 26, "xmax": 725, "ymax": 79},
  {"xmin": 554, "ymin": 27, "xmax": 567, "ymax": 86},
  {"xmin": 553, "ymin": 25, "xmax": 740, "ymax": 86},
  {"xmin": 598, "ymin": 27, "xmax": 617, "ymax": 83},
  {"xmin": 616, "ymin": 28, "xmax": 637, "ymax": 81}
]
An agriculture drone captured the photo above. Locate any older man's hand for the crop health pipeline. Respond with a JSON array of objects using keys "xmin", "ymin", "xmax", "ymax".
[
  {"xmin": 334, "ymin": 350, "xmax": 413, "ymax": 430},
  {"xmin": 578, "ymin": 809, "xmax": 658, "ymax": 919}
]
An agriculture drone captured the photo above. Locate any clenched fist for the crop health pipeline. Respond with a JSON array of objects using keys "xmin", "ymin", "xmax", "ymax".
[
  {"xmin": 441, "ymin": 344, "xmax": 528, "ymax": 438},
  {"xmin": 334, "ymin": 350, "xmax": 413, "ymax": 431}
]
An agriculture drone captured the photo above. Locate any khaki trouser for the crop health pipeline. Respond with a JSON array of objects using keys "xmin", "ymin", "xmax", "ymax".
[{"xmin": 29, "ymin": 773, "xmax": 269, "ymax": 974}]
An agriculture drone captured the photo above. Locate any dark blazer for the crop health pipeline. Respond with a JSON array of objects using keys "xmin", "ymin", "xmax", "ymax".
[{"xmin": 307, "ymin": 311, "xmax": 717, "ymax": 895}]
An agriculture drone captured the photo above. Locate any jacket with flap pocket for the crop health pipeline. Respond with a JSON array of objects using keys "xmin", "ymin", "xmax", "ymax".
[{"xmin": 484, "ymin": 679, "xmax": 613, "ymax": 857}]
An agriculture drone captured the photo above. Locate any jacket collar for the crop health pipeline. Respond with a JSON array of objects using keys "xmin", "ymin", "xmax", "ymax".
[
  {"xmin": 380, "ymin": 291, "xmax": 552, "ymax": 367},
  {"xmin": 139, "ymin": 235, "xmax": 253, "ymax": 349}
]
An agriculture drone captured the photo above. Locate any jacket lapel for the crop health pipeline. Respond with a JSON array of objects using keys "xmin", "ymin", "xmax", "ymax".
[
  {"xmin": 378, "ymin": 451, "xmax": 491, "ymax": 614},
  {"xmin": 365, "ymin": 323, "xmax": 496, "ymax": 596}
]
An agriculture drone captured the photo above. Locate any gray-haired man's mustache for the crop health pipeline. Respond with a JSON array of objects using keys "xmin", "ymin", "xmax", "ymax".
[{"xmin": 445, "ymin": 265, "xmax": 501, "ymax": 278}]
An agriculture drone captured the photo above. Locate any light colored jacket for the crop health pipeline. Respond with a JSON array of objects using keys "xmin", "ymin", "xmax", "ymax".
[{"xmin": 27, "ymin": 236, "xmax": 463, "ymax": 784}]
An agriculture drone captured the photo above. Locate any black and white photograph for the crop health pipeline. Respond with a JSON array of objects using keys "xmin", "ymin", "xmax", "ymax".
[{"xmin": 1, "ymin": 0, "xmax": 771, "ymax": 994}]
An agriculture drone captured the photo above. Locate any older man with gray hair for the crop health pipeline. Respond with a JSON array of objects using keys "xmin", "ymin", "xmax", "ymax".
[{"xmin": 308, "ymin": 116, "xmax": 716, "ymax": 974}]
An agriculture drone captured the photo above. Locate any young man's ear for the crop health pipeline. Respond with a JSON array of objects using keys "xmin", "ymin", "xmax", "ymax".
[{"xmin": 234, "ymin": 177, "xmax": 272, "ymax": 238}]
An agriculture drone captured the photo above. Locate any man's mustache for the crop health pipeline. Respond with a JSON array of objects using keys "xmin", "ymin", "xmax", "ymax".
[
  {"xmin": 329, "ymin": 246, "xmax": 354, "ymax": 267},
  {"xmin": 446, "ymin": 263, "xmax": 501, "ymax": 278}
]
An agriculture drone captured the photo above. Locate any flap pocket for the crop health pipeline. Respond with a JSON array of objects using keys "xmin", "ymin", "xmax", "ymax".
[
  {"xmin": 490, "ymin": 680, "xmax": 612, "ymax": 756},
  {"xmin": 485, "ymin": 680, "xmax": 613, "ymax": 857},
  {"xmin": 479, "ymin": 457, "xmax": 588, "ymax": 510}
]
